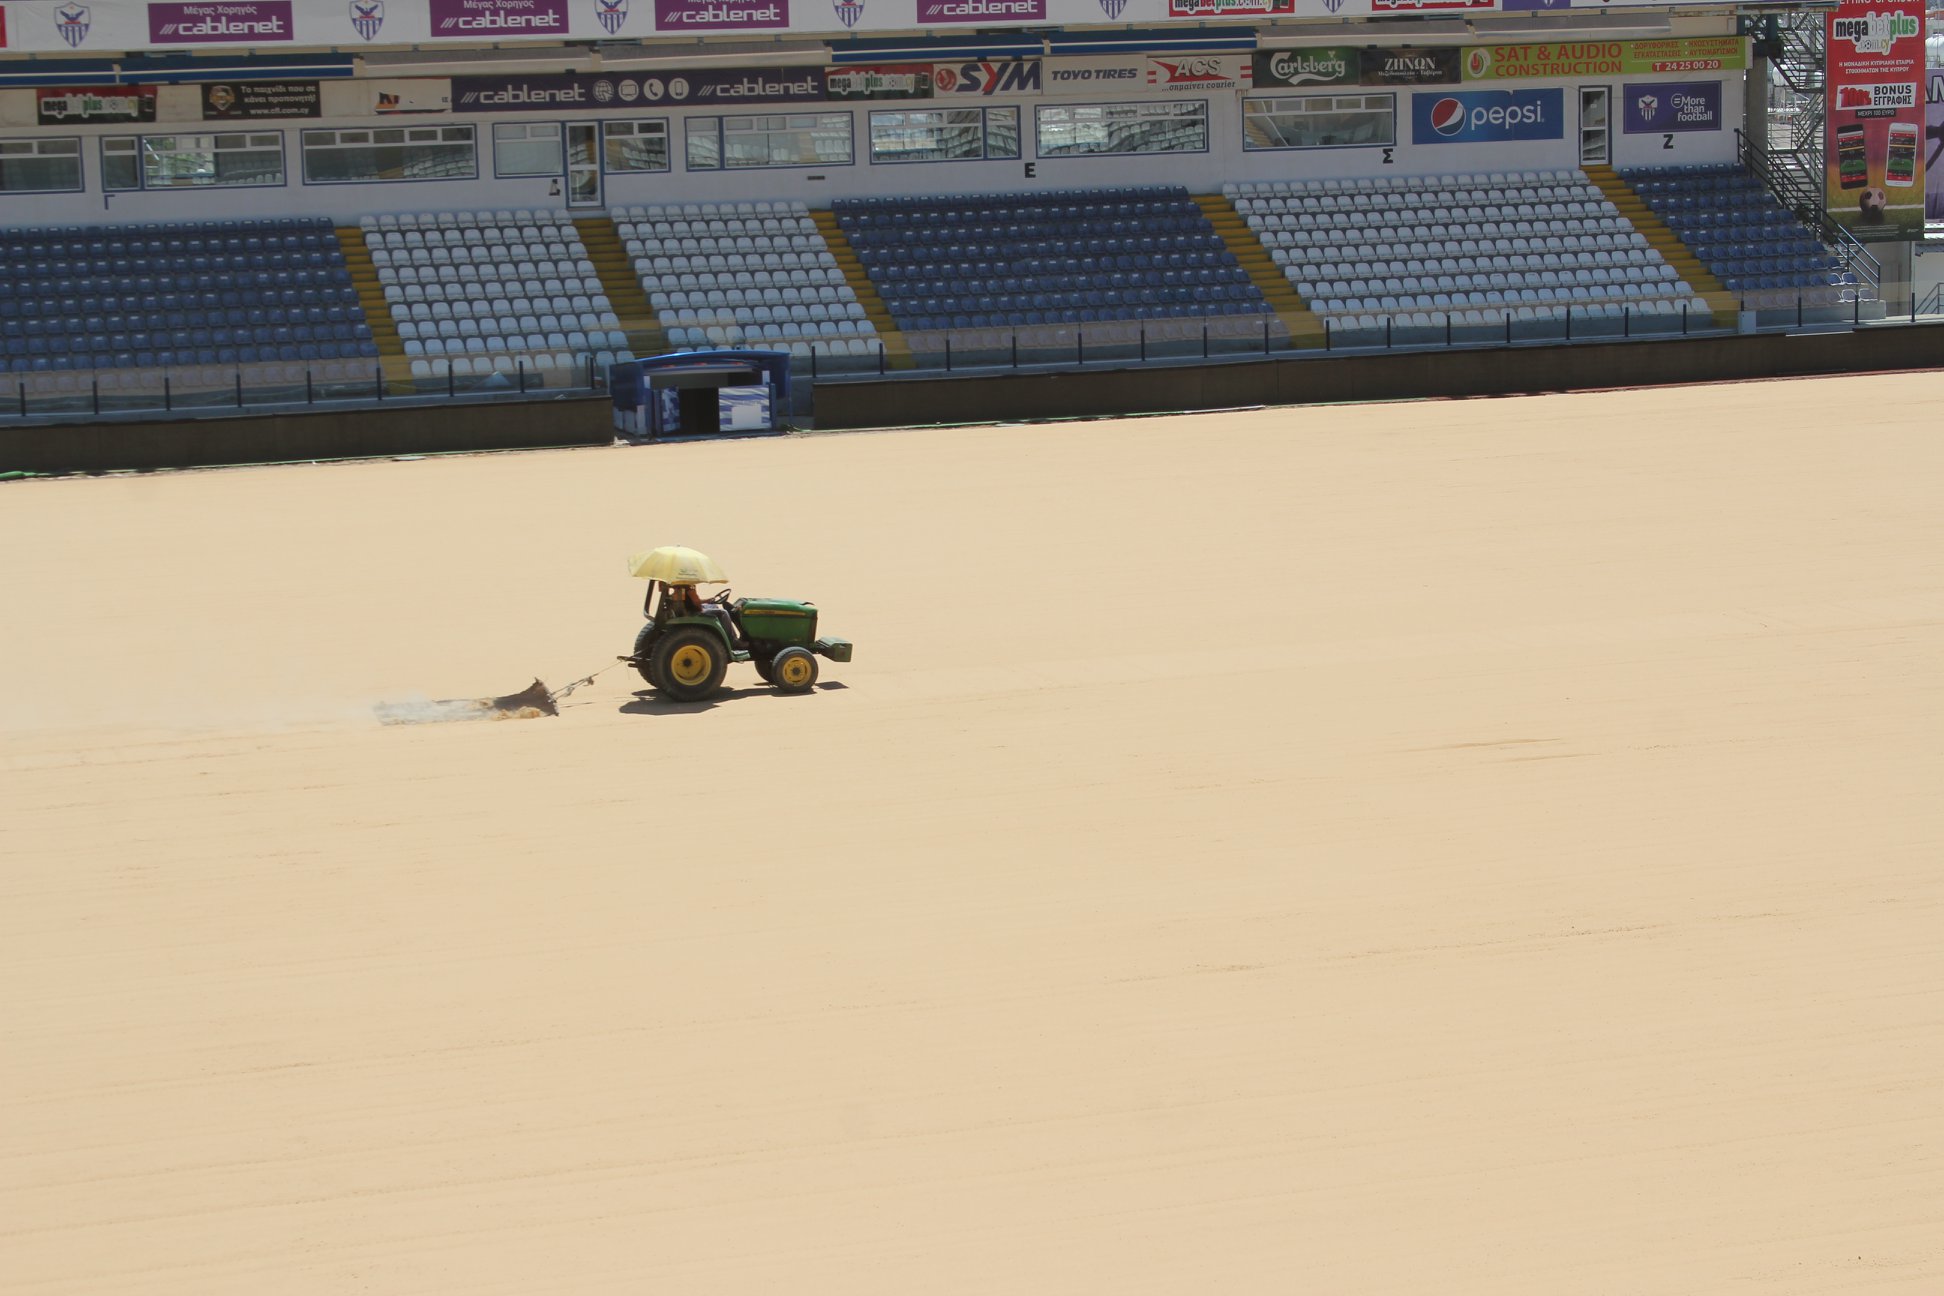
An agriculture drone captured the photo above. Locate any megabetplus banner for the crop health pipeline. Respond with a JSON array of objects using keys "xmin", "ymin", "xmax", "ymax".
[
  {"xmin": 37, "ymin": 85, "xmax": 157, "ymax": 123},
  {"xmin": 1825, "ymin": 0, "xmax": 1926, "ymax": 240},
  {"xmin": 1929, "ymin": 69, "xmax": 1943, "ymax": 224},
  {"xmin": 1412, "ymin": 88, "xmax": 1562, "ymax": 143},
  {"xmin": 1621, "ymin": 81, "xmax": 1721, "ymax": 133}
]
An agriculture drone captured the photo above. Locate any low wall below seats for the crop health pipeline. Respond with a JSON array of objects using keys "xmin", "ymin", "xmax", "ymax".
[
  {"xmin": 0, "ymin": 394, "xmax": 614, "ymax": 475},
  {"xmin": 813, "ymin": 324, "xmax": 1944, "ymax": 430}
]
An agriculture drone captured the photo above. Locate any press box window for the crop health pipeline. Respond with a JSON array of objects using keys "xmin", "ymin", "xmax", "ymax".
[
  {"xmin": 686, "ymin": 113, "xmax": 853, "ymax": 171},
  {"xmin": 867, "ymin": 107, "xmax": 1020, "ymax": 164},
  {"xmin": 604, "ymin": 119, "xmax": 670, "ymax": 173},
  {"xmin": 301, "ymin": 126, "xmax": 477, "ymax": 184},
  {"xmin": 493, "ymin": 122, "xmax": 563, "ymax": 178},
  {"xmin": 102, "ymin": 133, "xmax": 284, "ymax": 190},
  {"xmin": 1034, "ymin": 101, "xmax": 1209, "ymax": 158},
  {"xmin": 1243, "ymin": 94, "xmax": 1395, "ymax": 151},
  {"xmin": 0, "ymin": 137, "xmax": 83, "ymax": 194}
]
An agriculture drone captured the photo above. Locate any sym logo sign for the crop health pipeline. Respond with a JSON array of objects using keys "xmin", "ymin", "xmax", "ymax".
[
  {"xmin": 931, "ymin": 60, "xmax": 1041, "ymax": 96},
  {"xmin": 1412, "ymin": 88, "xmax": 1562, "ymax": 143}
]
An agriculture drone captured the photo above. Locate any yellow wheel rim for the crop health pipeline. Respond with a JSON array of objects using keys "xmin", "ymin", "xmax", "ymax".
[
  {"xmin": 668, "ymin": 644, "xmax": 714, "ymax": 686},
  {"xmin": 778, "ymin": 655, "xmax": 814, "ymax": 687}
]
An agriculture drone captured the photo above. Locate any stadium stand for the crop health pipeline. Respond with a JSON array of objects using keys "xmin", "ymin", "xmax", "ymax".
[
  {"xmin": 1619, "ymin": 164, "xmax": 1867, "ymax": 312},
  {"xmin": 360, "ymin": 209, "xmax": 633, "ymax": 384},
  {"xmin": 0, "ymin": 217, "xmax": 375, "ymax": 374},
  {"xmin": 834, "ymin": 185, "xmax": 1278, "ymax": 359},
  {"xmin": 1233, "ymin": 170, "xmax": 1710, "ymax": 342},
  {"xmin": 619, "ymin": 201, "xmax": 882, "ymax": 367}
]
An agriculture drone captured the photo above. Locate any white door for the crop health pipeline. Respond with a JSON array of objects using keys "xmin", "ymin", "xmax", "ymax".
[
  {"xmin": 1579, "ymin": 87, "xmax": 1610, "ymax": 166},
  {"xmin": 566, "ymin": 122, "xmax": 602, "ymax": 209}
]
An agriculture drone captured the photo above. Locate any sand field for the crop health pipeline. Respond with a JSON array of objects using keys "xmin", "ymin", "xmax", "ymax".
[{"xmin": 3, "ymin": 373, "xmax": 1941, "ymax": 1292}]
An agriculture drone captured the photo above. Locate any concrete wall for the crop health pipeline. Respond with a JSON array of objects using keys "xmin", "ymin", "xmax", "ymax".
[
  {"xmin": 0, "ymin": 16, "xmax": 1741, "ymax": 223},
  {"xmin": 814, "ymin": 325, "xmax": 1944, "ymax": 429},
  {"xmin": 0, "ymin": 394, "xmax": 613, "ymax": 475}
]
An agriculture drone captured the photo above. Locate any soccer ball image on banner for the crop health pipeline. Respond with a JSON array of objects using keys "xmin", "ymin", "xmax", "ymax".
[{"xmin": 1857, "ymin": 187, "xmax": 1888, "ymax": 224}]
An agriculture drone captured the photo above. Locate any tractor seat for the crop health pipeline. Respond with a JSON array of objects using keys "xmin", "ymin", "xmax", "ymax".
[{"xmin": 702, "ymin": 603, "xmax": 740, "ymax": 649}]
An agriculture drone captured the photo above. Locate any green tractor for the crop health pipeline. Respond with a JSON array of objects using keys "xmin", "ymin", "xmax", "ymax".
[{"xmin": 623, "ymin": 547, "xmax": 852, "ymax": 704}]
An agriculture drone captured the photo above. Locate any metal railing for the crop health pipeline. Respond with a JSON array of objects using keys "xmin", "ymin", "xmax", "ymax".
[{"xmin": 1737, "ymin": 128, "xmax": 1883, "ymax": 300}]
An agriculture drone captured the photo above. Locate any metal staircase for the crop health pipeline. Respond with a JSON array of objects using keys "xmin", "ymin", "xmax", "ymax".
[{"xmin": 1760, "ymin": 12, "xmax": 1828, "ymax": 216}]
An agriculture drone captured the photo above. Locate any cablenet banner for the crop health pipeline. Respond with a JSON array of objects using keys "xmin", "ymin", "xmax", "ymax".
[
  {"xmin": 148, "ymin": 1, "xmax": 293, "ymax": 43},
  {"xmin": 426, "ymin": 0, "xmax": 567, "ymax": 37},
  {"xmin": 917, "ymin": 0, "xmax": 1043, "ymax": 22},
  {"xmin": 1929, "ymin": 69, "xmax": 1943, "ymax": 224},
  {"xmin": 1462, "ymin": 37, "xmax": 1746, "ymax": 81},
  {"xmin": 654, "ymin": 0, "xmax": 787, "ymax": 30},
  {"xmin": 1825, "ymin": 0, "xmax": 1926, "ymax": 240},
  {"xmin": 451, "ymin": 68, "xmax": 825, "ymax": 110}
]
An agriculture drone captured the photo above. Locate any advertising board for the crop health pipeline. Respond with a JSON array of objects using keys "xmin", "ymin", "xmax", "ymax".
[
  {"xmin": 38, "ymin": 86, "xmax": 157, "ymax": 124},
  {"xmin": 451, "ymin": 67, "xmax": 826, "ymax": 111},
  {"xmin": 824, "ymin": 64, "xmax": 933, "ymax": 100},
  {"xmin": 1411, "ymin": 88, "xmax": 1563, "ymax": 144},
  {"xmin": 201, "ymin": 80, "xmax": 320, "ymax": 118},
  {"xmin": 1929, "ymin": 69, "xmax": 1943, "ymax": 223},
  {"xmin": 1824, "ymin": 0, "xmax": 1926, "ymax": 240},
  {"xmin": 149, "ymin": 1, "xmax": 293, "ymax": 43},
  {"xmin": 1462, "ymin": 37, "xmax": 1746, "ymax": 81},
  {"xmin": 1620, "ymin": 81, "xmax": 1721, "ymax": 134}
]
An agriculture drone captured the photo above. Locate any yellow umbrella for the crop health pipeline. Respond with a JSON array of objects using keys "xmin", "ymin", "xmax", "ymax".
[{"xmin": 626, "ymin": 545, "xmax": 728, "ymax": 584}]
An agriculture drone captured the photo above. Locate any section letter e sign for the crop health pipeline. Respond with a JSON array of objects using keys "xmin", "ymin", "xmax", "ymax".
[{"xmin": 1412, "ymin": 88, "xmax": 1563, "ymax": 143}]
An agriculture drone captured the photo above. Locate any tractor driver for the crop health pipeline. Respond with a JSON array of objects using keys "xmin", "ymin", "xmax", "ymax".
[
  {"xmin": 666, "ymin": 581, "xmax": 740, "ymax": 647},
  {"xmin": 662, "ymin": 581, "xmax": 704, "ymax": 619}
]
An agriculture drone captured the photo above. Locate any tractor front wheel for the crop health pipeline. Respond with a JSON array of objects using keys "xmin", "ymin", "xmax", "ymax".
[
  {"xmin": 651, "ymin": 627, "xmax": 728, "ymax": 703},
  {"xmin": 770, "ymin": 646, "xmax": 819, "ymax": 694},
  {"xmin": 632, "ymin": 623, "xmax": 664, "ymax": 690}
]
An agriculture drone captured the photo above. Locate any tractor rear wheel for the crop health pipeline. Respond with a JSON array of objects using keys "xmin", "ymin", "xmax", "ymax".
[
  {"xmin": 651, "ymin": 627, "xmax": 728, "ymax": 703},
  {"xmin": 771, "ymin": 646, "xmax": 818, "ymax": 694},
  {"xmin": 632, "ymin": 623, "xmax": 663, "ymax": 690}
]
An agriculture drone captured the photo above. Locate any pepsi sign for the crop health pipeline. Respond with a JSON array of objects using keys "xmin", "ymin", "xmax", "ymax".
[{"xmin": 1411, "ymin": 88, "xmax": 1562, "ymax": 143}]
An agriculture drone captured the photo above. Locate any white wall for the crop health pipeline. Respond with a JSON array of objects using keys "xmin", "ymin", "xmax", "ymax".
[{"xmin": 0, "ymin": 17, "xmax": 1746, "ymax": 225}]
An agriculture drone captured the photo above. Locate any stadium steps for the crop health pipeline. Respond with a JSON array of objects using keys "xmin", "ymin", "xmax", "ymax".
[
  {"xmin": 574, "ymin": 217, "xmax": 667, "ymax": 356},
  {"xmin": 811, "ymin": 209, "xmax": 913, "ymax": 369},
  {"xmin": 336, "ymin": 225, "xmax": 416, "ymax": 391},
  {"xmin": 1583, "ymin": 167, "xmax": 1738, "ymax": 324},
  {"xmin": 1193, "ymin": 195, "xmax": 1325, "ymax": 348}
]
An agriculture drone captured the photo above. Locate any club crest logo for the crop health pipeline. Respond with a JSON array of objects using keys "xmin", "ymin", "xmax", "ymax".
[
  {"xmin": 1096, "ymin": 0, "xmax": 1125, "ymax": 16},
  {"xmin": 832, "ymin": 0, "xmax": 864, "ymax": 26},
  {"xmin": 594, "ymin": 0, "xmax": 628, "ymax": 34},
  {"xmin": 1322, "ymin": 0, "xmax": 1343, "ymax": 10},
  {"xmin": 1636, "ymin": 94, "xmax": 1658, "ymax": 119},
  {"xmin": 349, "ymin": 0, "xmax": 384, "ymax": 39},
  {"xmin": 56, "ymin": 3, "xmax": 93, "ymax": 46}
]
